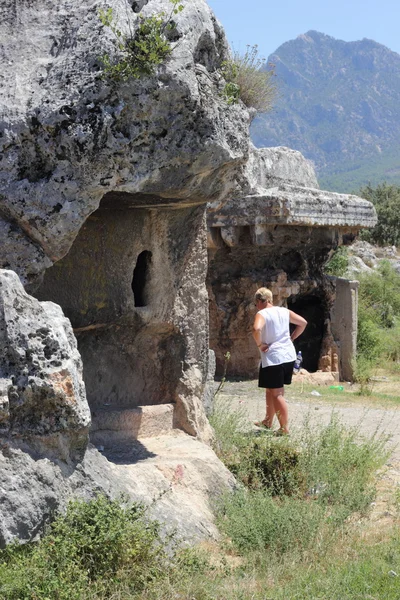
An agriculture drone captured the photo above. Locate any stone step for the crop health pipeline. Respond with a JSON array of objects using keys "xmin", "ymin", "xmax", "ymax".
[{"xmin": 90, "ymin": 403, "xmax": 175, "ymax": 447}]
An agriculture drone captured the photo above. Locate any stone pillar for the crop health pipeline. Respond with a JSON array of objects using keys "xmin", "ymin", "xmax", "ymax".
[{"xmin": 330, "ymin": 278, "xmax": 359, "ymax": 381}]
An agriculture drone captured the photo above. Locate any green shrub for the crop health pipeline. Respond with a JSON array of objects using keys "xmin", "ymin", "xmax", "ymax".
[
  {"xmin": 221, "ymin": 45, "xmax": 276, "ymax": 112},
  {"xmin": 381, "ymin": 320, "xmax": 400, "ymax": 361},
  {"xmin": 356, "ymin": 306, "xmax": 383, "ymax": 362},
  {"xmin": 99, "ymin": 0, "xmax": 184, "ymax": 81},
  {"xmin": 358, "ymin": 261, "xmax": 400, "ymax": 328},
  {"xmin": 0, "ymin": 495, "xmax": 167, "ymax": 599},
  {"xmin": 213, "ymin": 396, "xmax": 387, "ymax": 561},
  {"xmin": 324, "ymin": 246, "xmax": 349, "ymax": 276},
  {"xmin": 356, "ymin": 260, "xmax": 400, "ymax": 368},
  {"xmin": 226, "ymin": 434, "xmax": 304, "ymax": 496},
  {"xmin": 352, "ymin": 354, "xmax": 377, "ymax": 395},
  {"xmin": 360, "ymin": 183, "xmax": 400, "ymax": 246}
]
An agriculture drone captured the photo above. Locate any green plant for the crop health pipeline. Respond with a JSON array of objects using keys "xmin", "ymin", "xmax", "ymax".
[
  {"xmin": 360, "ymin": 183, "xmax": 400, "ymax": 246},
  {"xmin": 324, "ymin": 246, "xmax": 349, "ymax": 276},
  {"xmin": 381, "ymin": 320, "xmax": 400, "ymax": 361},
  {"xmin": 0, "ymin": 495, "xmax": 168, "ymax": 599},
  {"xmin": 217, "ymin": 488, "xmax": 327, "ymax": 555},
  {"xmin": 355, "ymin": 260, "xmax": 400, "ymax": 370},
  {"xmin": 352, "ymin": 354, "xmax": 377, "ymax": 395},
  {"xmin": 226, "ymin": 434, "xmax": 304, "ymax": 496},
  {"xmin": 99, "ymin": 0, "xmax": 184, "ymax": 81},
  {"xmin": 221, "ymin": 45, "xmax": 276, "ymax": 112}
]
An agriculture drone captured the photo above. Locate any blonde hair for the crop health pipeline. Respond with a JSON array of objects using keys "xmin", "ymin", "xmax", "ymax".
[{"xmin": 254, "ymin": 287, "xmax": 273, "ymax": 304}]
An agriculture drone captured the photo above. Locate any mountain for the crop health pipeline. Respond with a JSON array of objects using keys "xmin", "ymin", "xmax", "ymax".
[{"xmin": 251, "ymin": 31, "xmax": 400, "ymax": 193}]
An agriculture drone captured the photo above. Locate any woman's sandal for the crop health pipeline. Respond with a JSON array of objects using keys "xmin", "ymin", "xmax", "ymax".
[
  {"xmin": 254, "ymin": 420, "xmax": 271, "ymax": 429},
  {"xmin": 273, "ymin": 428, "xmax": 289, "ymax": 437}
]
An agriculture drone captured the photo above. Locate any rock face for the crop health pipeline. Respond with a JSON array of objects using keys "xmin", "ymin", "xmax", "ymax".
[
  {"xmin": 0, "ymin": 270, "xmax": 90, "ymax": 462},
  {"xmin": 0, "ymin": 0, "xmax": 250, "ymax": 546},
  {"xmin": 0, "ymin": 0, "xmax": 250, "ymax": 440},
  {"xmin": 0, "ymin": 0, "xmax": 249, "ymax": 286},
  {"xmin": 0, "ymin": 433, "xmax": 235, "ymax": 548},
  {"xmin": 207, "ymin": 146, "xmax": 377, "ymax": 379}
]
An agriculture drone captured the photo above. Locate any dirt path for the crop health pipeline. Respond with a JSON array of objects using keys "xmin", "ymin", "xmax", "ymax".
[{"xmin": 219, "ymin": 379, "xmax": 400, "ymax": 458}]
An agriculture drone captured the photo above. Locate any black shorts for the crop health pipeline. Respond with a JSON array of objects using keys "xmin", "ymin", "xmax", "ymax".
[{"xmin": 258, "ymin": 361, "xmax": 295, "ymax": 389}]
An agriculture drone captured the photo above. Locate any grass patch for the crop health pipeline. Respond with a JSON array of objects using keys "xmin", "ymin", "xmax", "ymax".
[
  {"xmin": 211, "ymin": 393, "xmax": 388, "ymax": 560},
  {"xmin": 269, "ymin": 531, "xmax": 400, "ymax": 600}
]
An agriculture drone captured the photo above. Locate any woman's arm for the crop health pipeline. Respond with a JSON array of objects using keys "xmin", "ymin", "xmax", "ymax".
[
  {"xmin": 252, "ymin": 313, "xmax": 269, "ymax": 352},
  {"xmin": 289, "ymin": 310, "xmax": 308, "ymax": 342}
]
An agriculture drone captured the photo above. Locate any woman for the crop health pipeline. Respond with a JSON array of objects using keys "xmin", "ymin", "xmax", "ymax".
[{"xmin": 252, "ymin": 287, "xmax": 307, "ymax": 435}]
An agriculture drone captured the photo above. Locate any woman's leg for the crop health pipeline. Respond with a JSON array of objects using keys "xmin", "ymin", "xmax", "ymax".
[
  {"xmin": 269, "ymin": 386, "xmax": 289, "ymax": 434},
  {"xmin": 264, "ymin": 388, "xmax": 276, "ymax": 427}
]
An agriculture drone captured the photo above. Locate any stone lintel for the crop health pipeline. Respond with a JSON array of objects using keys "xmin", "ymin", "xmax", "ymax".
[
  {"xmin": 207, "ymin": 223, "xmax": 357, "ymax": 248},
  {"xmin": 207, "ymin": 184, "xmax": 377, "ymax": 229}
]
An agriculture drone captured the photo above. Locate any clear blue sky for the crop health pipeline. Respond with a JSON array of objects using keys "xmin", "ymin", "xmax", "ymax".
[{"xmin": 207, "ymin": 0, "xmax": 400, "ymax": 59}]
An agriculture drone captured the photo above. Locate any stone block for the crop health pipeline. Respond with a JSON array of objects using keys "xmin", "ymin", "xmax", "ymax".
[{"xmin": 90, "ymin": 404, "xmax": 175, "ymax": 447}]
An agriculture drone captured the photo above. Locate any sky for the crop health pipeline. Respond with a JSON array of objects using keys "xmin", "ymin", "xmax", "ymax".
[{"xmin": 207, "ymin": 0, "xmax": 400, "ymax": 60}]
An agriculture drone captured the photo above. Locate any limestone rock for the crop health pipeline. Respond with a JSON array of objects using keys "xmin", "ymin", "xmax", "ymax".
[
  {"xmin": 0, "ymin": 0, "xmax": 250, "ymax": 285},
  {"xmin": 0, "ymin": 270, "xmax": 90, "ymax": 461},
  {"xmin": 349, "ymin": 241, "xmax": 378, "ymax": 268},
  {"xmin": 347, "ymin": 242, "xmax": 400, "ymax": 276},
  {"xmin": 244, "ymin": 145, "xmax": 319, "ymax": 193},
  {"xmin": 0, "ymin": 434, "xmax": 235, "ymax": 548}
]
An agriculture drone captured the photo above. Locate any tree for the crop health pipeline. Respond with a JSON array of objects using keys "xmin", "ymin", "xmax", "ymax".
[{"xmin": 360, "ymin": 183, "xmax": 400, "ymax": 246}]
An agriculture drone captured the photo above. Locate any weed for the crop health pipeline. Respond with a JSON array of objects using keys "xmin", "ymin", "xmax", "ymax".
[
  {"xmin": 221, "ymin": 45, "xmax": 276, "ymax": 112},
  {"xmin": 325, "ymin": 245, "xmax": 349, "ymax": 276},
  {"xmin": 226, "ymin": 434, "xmax": 304, "ymax": 496},
  {"xmin": 352, "ymin": 353, "xmax": 377, "ymax": 395},
  {"xmin": 217, "ymin": 488, "xmax": 327, "ymax": 555},
  {"xmin": 99, "ymin": 0, "xmax": 184, "ymax": 81},
  {"xmin": 298, "ymin": 413, "xmax": 388, "ymax": 517}
]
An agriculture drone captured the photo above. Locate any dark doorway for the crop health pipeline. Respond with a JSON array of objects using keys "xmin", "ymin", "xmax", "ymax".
[
  {"xmin": 132, "ymin": 250, "xmax": 152, "ymax": 307},
  {"xmin": 287, "ymin": 295, "xmax": 325, "ymax": 372}
]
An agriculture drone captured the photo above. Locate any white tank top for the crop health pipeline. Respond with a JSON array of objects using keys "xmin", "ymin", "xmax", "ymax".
[{"xmin": 258, "ymin": 306, "xmax": 296, "ymax": 368}]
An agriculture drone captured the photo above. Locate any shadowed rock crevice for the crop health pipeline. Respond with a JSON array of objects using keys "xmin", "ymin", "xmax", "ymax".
[{"xmin": 132, "ymin": 250, "xmax": 152, "ymax": 307}]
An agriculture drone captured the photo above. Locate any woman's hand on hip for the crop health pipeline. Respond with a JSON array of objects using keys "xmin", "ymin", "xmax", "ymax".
[{"xmin": 259, "ymin": 343, "xmax": 269, "ymax": 353}]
